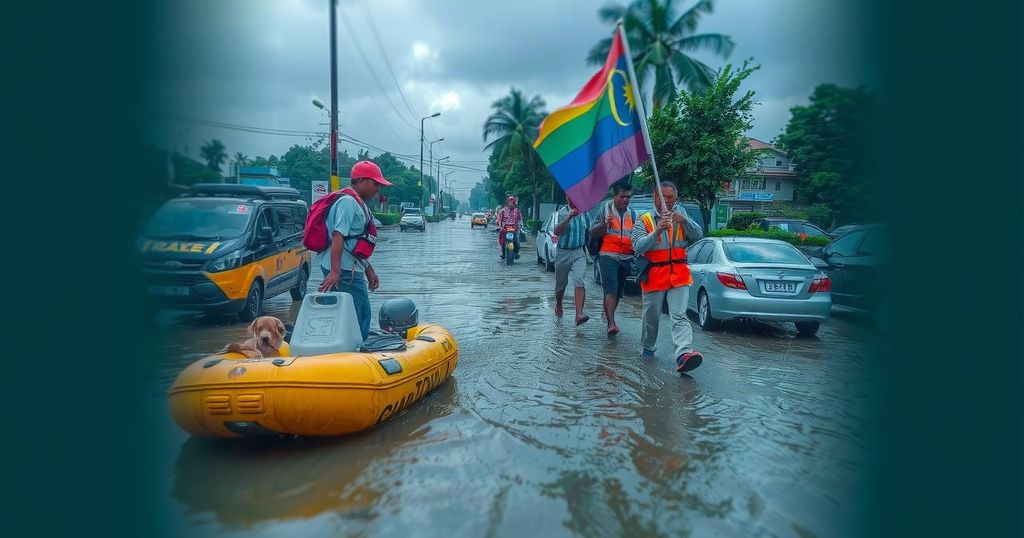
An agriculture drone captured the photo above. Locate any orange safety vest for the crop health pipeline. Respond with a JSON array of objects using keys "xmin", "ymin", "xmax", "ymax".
[
  {"xmin": 638, "ymin": 212, "xmax": 692, "ymax": 292},
  {"xmin": 599, "ymin": 204, "xmax": 637, "ymax": 256}
]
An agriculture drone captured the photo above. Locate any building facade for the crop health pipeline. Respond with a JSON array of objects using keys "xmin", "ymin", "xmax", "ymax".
[{"xmin": 713, "ymin": 139, "xmax": 798, "ymax": 226}]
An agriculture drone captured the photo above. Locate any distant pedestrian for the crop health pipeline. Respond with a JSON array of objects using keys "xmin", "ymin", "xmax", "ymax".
[
  {"xmin": 495, "ymin": 195, "xmax": 523, "ymax": 259},
  {"xmin": 589, "ymin": 183, "xmax": 637, "ymax": 336},
  {"xmin": 631, "ymin": 181, "xmax": 704, "ymax": 373},
  {"xmin": 553, "ymin": 197, "xmax": 594, "ymax": 325}
]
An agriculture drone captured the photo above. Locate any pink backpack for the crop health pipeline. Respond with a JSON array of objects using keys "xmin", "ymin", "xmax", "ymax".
[{"xmin": 302, "ymin": 188, "xmax": 377, "ymax": 258}]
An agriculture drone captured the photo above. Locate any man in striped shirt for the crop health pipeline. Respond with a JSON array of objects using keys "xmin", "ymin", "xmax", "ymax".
[{"xmin": 552, "ymin": 198, "xmax": 594, "ymax": 325}]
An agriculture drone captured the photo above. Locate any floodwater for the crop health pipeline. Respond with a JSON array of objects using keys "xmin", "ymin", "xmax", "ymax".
[{"xmin": 144, "ymin": 218, "xmax": 877, "ymax": 537}]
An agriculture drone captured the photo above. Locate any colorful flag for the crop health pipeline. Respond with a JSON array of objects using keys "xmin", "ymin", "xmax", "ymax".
[{"xmin": 533, "ymin": 30, "xmax": 650, "ymax": 213}]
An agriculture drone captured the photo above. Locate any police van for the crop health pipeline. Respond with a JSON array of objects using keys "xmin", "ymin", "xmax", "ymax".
[{"xmin": 139, "ymin": 184, "xmax": 312, "ymax": 321}]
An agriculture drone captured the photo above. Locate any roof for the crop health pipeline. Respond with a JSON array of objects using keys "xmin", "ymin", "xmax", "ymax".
[
  {"xmin": 747, "ymin": 138, "xmax": 787, "ymax": 155},
  {"xmin": 182, "ymin": 183, "xmax": 301, "ymax": 202}
]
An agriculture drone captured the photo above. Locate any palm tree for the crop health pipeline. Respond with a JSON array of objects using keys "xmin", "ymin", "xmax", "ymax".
[
  {"xmin": 588, "ymin": 0, "xmax": 734, "ymax": 109},
  {"xmin": 483, "ymin": 88, "xmax": 547, "ymax": 218},
  {"xmin": 233, "ymin": 152, "xmax": 249, "ymax": 166},
  {"xmin": 200, "ymin": 139, "xmax": 227, "ymax": 172}
]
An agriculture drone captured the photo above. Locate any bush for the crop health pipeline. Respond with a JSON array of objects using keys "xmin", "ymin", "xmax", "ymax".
[
  {"xmin": 726, "ymin": 211, "xmax": 766, "ymax": 230},
  {"xmin": 426, "ymin": 214, "xmax": 443, "ymax": 223},
  {"xmin": 709, "ymin": 228, "xmax": 832, "ymax": 247},
  {"xmin": 374, "ymin": 212, "xmax": 400, "ymax": 225},
  {"xmin": 525, "ymin": 219, "xmax": 542, "ymax": 233}
]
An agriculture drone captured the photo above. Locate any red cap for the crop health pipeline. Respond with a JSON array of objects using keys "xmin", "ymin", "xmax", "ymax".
[{"xmin": 351, "ymin": 161, "xmax": 392, "ymax": 186}]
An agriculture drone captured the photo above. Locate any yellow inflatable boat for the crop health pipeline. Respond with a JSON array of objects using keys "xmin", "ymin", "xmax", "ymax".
[{"xmin": 168, "ymin": 324, "xmax": 458, "ymax": 438}]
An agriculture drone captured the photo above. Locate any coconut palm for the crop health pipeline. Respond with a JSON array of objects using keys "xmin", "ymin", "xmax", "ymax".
[
  {"xmin": 588, "ymin": 0, "xmax": 734, "ymax": 109},
  {"xmin": 483, "ymin": 88, "xmax": 548, "ymax": 218},
  {"xmin": 200, "ymin": 139, "xmax": 227, "ymax": 172},
  {"xmin": 233, "ymin": 152, "xmax": 249, "ymax": 166}
]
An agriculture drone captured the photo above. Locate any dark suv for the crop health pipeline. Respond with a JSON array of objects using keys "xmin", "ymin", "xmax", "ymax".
[
  {"xmin": 808, "ymin": 224, "xmax": 891, "ymax": 314},
  {"xmin": 139, "ymin": 184, "xmax": 311, "ymax": 321},
  {"xmin": 754, "ymin": 218, "xmax": 830, "ymax": 239}
]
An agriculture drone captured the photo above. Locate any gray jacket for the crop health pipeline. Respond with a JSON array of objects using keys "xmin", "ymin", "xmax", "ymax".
[{"xmin": 631, "ymin": 204, "xmax": 704, "ymax": 255}]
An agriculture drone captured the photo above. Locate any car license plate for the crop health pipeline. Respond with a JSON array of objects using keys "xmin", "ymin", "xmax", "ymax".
[
  {"xmin": 764, "ymin": 281, "xmax": 796, "ymax": 293},
  {"xmin": 149, "ymin": 285, "xmax": 189, "ymax": 296}
]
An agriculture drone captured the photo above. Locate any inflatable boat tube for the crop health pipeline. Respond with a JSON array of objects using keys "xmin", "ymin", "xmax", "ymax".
[{"xmin": 168, "ymin": 324, "xmax": 458, "ymax": 438}]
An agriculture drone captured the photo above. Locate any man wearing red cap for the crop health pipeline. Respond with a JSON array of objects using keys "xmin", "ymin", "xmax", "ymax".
[{"xmin": 318, "ymin": 160, "xmax": 392, "ymax": 340}]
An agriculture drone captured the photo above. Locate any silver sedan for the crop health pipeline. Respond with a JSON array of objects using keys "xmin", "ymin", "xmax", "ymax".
[
  {"xmin": 535, "ymin": 210, "xmax": 561, "ymax": 272},
  {"xmin": 685, "ymin": 237, "xmax": 832, "ymax": 336}
]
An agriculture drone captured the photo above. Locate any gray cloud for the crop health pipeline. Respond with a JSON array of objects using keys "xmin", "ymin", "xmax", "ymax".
[{"xmin": 149, "ymin": 0, "xmax": 868, "ymax": 200}]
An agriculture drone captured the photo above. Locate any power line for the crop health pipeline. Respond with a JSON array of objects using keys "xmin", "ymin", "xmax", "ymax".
[
  {"xmin": 337, "ymin": 7, "xmax": 418, "ymax": 130},
  {"xmin": 355, "ymin": 0, "xmax": 421, "ymax": 124},
  {"xmin": 157, "ymin": 113, "xmax": 487, "ymax": 171}
]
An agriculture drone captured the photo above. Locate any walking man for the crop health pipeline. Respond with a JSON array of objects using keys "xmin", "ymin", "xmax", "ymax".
[
  {"xmin": 318, "ymin": 161, "xmax": 391, "ymax": 341},
  {"xmin": 553, "ymin": 197, "xmax": 594, "ymax": 325},
  {"xmin": 589, "ymin": 183, "xmax": 637, "ymax": 336},
  {"xmin": 631, "ymin": 181, "xmax": 704, "ymax": 373}
]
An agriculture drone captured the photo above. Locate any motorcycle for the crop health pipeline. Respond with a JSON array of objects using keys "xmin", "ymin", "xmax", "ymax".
[{"xmin": 501, "ymin": 224, "xmax": 519, "ymax": 265}]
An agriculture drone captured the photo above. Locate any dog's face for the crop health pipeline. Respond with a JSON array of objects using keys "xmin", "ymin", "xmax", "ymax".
[{"xmin": 249, "ymin": 316, "xmax": 286, "ymax": 350}]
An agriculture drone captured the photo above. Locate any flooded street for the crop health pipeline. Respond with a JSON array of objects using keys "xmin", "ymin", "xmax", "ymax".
[{"xmin": 145, "ymin": 219, "xmax": 877, "ymax": 537}]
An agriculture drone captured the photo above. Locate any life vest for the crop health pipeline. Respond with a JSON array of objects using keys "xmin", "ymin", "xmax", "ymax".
[
  {"xmin": 638, "ymin": 211, "xmax": 692, "ymax": 292},
  {"xmin": 599, "ymin": 203, "xmax": 637, "ymax": 256}
]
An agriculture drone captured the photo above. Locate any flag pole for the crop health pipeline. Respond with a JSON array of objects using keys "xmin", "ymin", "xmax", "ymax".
[{"xmin": 617, "ymin": 20, "xmax": 669, "ymax": 215}]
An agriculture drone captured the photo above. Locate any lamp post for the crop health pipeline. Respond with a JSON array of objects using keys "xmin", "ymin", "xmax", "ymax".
[
  {"xmin": 428, "ymin": 139, "xmax": 444, "ymax": 215},
  {"xmin": 435, "ymin": 156, "xmax": 449, "ymax": 216},
  {"xmin": 419, "ymin": 112, "xmax": 441, "ymax": 208}
]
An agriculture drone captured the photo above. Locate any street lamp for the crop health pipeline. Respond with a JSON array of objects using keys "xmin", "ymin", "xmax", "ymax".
[
  {"xmin": 419, "ymin": 112, "xmax": 441, "ymax": 208},
  {"xmin": 435, "ymin": 156, "xmax": 450, "ymax": 216}
]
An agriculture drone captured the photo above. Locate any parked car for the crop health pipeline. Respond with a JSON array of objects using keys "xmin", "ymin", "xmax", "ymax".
[
  {"xmin": 754, "ymin": 218, "xmax": 830, "ymax": 239},
  {"xmin": 828, "ymin": 223, "xmax": 861, "ymax": 239},
  {"xmin": 139, "ymin": 183, "xmax": 311, "ymax": 321},
  {"xmin": 808, "ymin": 224, "xmax": 890, "ymax": 314},
  {"xmin": 470, "ymin": 212, "xmax": 488, "ymax": 228},
  {"xmin": 685, "ymin": 237, "xmax": 832, "ymax": 336},
  {"xmin": 399, "ymin": 207, "xmax": 426, "ymax": 232},
  {"xmin": 535, "ymin": 209, "xmax": 561, "ymax": 271}
]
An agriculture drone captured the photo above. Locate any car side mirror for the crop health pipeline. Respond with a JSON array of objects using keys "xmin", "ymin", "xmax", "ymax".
[{"xmin": 258, "ymin": 225, "xmax": 274, "ymax": 243}]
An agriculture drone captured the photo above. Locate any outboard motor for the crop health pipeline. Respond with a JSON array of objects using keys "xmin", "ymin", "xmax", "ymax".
[{"xmin": 379, "ymin": 298, "xmax": 419, "ymax": 337}]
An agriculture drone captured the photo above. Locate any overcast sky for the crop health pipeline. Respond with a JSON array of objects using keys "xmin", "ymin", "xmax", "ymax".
[{"xmin": 149, "ymin": 0, "xmax": 868, "ymax": 202}]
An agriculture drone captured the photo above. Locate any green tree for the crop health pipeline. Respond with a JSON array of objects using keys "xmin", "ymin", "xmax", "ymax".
[
  {"xmin": 589, "ymin": 0, "xmax": 734, "ymax": 109},
  {"xmin": 777, "ymin": 84, "xmax": 877, "ymax": 226},
  {"xmin": 233, "ymin": 152, "xmax": 249, "ymax": 166},
  {"xmin": 483, "ymin": 87, "xmax": 549, "ymax": 218},
  {"xmin": 648, "ymin": 62, "xmax": 759, "ymax": 229},
  {"xmin": 469, "ymin": 177, "xmax": 497, "ymax": 210},
  {"xmin": 199, "ymin": 139, "xmax": 227, "ymax": 172}
]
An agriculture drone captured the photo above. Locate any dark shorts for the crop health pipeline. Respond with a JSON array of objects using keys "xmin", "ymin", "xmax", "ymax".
[{"xmin": 597, "ymin": 255, "xmax": 632, "ymax": 298}]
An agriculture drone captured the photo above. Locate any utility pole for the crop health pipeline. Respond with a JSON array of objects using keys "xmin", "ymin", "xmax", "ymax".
[
  {"xmin": 329, "ymin": 0, "xmax": 339, "ymax": 192},
  {"xmin": 419, "ymin": 113, "xmax": 440, "ymax": 208}
]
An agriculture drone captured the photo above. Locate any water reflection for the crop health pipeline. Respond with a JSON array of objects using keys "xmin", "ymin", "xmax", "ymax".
[
  {"xmin": 151, "ymin": 221, "xmax": 875, "ymax": 537},
  {"xmin": 172, "ymin": 378, "xmax": 458, "ymax": 528}
]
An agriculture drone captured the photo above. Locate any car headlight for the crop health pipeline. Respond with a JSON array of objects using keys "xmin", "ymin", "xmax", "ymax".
[{"xmin": 207, "ymin": 251, "xmax": 244, "ymax": 272}]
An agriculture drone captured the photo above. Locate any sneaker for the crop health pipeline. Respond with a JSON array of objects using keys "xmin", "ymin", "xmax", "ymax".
[
  {"xmin": 676, "ymin": 351, "xmax": 703, "ymax": 373},
  {"xmin": 640, "ymin": 348, "xmax": 655, "ymax": 360}
]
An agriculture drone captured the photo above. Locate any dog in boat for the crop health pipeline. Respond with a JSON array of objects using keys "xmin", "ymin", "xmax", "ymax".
[{"xmin": 221, "ymin": 316, "xmax": 286, "ymax": 358}]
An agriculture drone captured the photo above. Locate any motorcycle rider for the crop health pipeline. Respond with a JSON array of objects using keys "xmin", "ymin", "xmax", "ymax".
[{"xmin": 495, "ymin": 195, "xmax": 523, "ymax": 259}]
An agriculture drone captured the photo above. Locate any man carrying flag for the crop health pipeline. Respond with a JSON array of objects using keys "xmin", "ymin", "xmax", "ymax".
[{"xmin": 533, "ymin": 22, "xmax": 703, "ymax": 373}]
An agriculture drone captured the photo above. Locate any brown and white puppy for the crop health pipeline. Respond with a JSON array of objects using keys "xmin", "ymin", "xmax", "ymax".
[{"xmin": 221, "ymin": 316, "xmax": 286, "ymax": 358}]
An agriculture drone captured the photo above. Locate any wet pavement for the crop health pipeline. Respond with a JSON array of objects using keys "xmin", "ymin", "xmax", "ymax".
[{"xmin": 145, "ymin": 218, "xmax": 878, "ymax": 537}]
